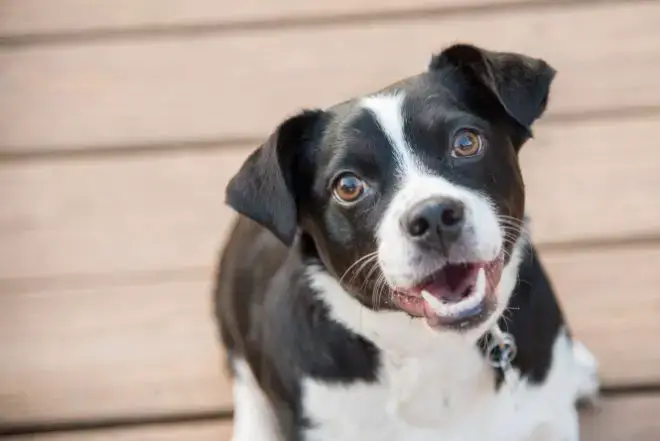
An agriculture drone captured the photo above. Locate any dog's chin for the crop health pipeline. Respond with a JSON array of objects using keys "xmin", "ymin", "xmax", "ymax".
[{"xmin": 391, "ymin": 255, "xmax": 504, "ymax": 331}]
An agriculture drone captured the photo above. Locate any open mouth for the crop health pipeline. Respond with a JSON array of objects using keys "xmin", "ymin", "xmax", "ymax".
[{"xmin": 392, "ymin": 256, "xmax": 504, "ymax": 329}]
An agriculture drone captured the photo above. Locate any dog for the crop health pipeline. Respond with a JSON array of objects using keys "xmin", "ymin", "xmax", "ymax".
[{"xmin": 214, "ymin": 43, "xmax": 600, "ymax": 441}]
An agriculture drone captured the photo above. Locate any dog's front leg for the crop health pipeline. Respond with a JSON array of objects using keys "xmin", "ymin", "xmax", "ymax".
[
  {"xmin": 230, "ymin": 359, "xmax": 284, "ymax": 441},
  {"xmin": 525, "ymin": 409, "xmax": 580, "ymax": 441}
]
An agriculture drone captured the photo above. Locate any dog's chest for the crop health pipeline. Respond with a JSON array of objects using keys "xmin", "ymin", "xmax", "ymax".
[{"xmin": 300, "ymin": 345, "xmax": 561, "ymax": 441}]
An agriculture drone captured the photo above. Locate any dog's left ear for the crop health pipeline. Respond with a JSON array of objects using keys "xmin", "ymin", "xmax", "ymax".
[
  {"xmin": 429, "ymin": 43, "xmax": 556, "ymax": 137},
  {"xmin": 225, "ymin": 109, "xmax": 324, "ymax": 246}
]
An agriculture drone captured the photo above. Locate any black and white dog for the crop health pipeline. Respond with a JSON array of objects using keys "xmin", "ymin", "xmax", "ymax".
[{"xmin": 214, "ymin": 43, "xmax": 599, "ymax": 441}]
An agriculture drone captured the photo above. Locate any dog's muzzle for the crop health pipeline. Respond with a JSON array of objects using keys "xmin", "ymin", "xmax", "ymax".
[{"xmin": 401, "ymin": 196, "xmax": 465, "ymax": 254}]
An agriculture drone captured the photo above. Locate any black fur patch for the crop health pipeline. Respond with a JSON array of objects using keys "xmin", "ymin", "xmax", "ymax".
[
  {"xmin": 216, "ymin": 43, "xmax": 562, "ymax": 439},
  {"xmin": 478, "ymin": 244, "xmax": 566, "ymax": 388}
]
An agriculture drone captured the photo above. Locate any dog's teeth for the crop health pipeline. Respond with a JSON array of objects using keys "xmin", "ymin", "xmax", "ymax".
[
  {"xmin": 474, "ymin": 267, "xmax": 487, "ymax": 302},
  {"xmin": 462, "ymin": 288, "xmax": 481, "ymax": 310},
  {"xmin": 421, "ymin": 290, "xmax": 447, "ymax": 316},
  {"xmin": 422, "ymin": 268, "xmax": 488, "ymax": 318}
]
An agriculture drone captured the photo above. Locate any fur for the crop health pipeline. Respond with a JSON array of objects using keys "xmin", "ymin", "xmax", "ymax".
[{"xmin": 214, "ymin": 43, "xmax": 600, "ymax": 441}]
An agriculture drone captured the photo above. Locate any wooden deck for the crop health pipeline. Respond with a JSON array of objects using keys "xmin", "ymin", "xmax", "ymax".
[{"xmin": 0, "ymin": 0, "xmax": 659, "ymax": 439}]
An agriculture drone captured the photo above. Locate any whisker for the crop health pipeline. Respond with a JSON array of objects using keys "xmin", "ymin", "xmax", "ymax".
[
  {"xmin": 497, "ymin": 214, "xmax": 526, "ymax": 224},
  {"xmin": 348, "ymin": 259, "xmax": 373, "ymax": 288},
  {"xmin": 339, "ymin": 251, "xmax": 379, "ymax": 284},
  {"xmin": 376, "ymin": 274, "xmax": 394, "ymax": 310},
  {"xmin": 372, "ymin": 274, "xmax": 387, "ymax": 309},
  {"xmin": 498, "ymin": 216, "xmax": 531, "ymax": 242},
  {"xmin": 499, "ymin": 223, "xmax": 525, "ymax": 232},
  {"xmin": 356, "ymin": 257, "xmax": 380, "ymax": 290},
  {"xmin": 499, "ymin": 225, "xmax": 532, "ymax": 245}
]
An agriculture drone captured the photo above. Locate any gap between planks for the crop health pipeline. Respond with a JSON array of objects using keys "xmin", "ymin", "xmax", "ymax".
[
  {"xmin": 1, "ymin": 103, "xmax": 660, "ymax": 163},
  {"xmin": 3, "ymin": 393, "xmax": 660, "ymax": 439},
  {"xmin": 2, "ymin": 233, "xmax": 660, "ymax": 295},
  {"xmin": 0, "ymin": 410, "xmax": 232, "ymax": 437},
  {"xmin": 1, "ymin": 243, "xmax": 659, "ymax": 424},
  {"xmin": 2, "ymin": 1, "xmax": 659, "ymax": 151},
  {"xmin": 0, "ymin": 0, "xmax": 644, "ymax": 48},
  {"xmin": 2, "ymin": 115, "xmax": 660, "ymax": 280}
]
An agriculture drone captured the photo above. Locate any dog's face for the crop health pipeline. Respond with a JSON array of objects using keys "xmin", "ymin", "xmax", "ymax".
[{"xmin": 226, "ymin": 44, "xmax": 555, "ymax": 331}]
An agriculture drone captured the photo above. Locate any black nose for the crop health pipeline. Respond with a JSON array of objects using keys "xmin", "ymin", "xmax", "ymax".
[{"xmin": 402, "ymin": 197, "xmax": 465, "ymax": 249}]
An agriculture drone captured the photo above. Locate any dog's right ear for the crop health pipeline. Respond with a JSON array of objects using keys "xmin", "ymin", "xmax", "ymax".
[
  {"xmin": 429, "ymin": 44, "xmax": 556, "ymax": 139},
  {"xmin": 225, "ymin": 109, "xmax": 324, "ymax": 246}
]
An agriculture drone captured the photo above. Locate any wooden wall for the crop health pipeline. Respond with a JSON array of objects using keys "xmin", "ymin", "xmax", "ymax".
[{"xmin": 1, "ymin": 0, "xmax": 659, "ymax": 439}]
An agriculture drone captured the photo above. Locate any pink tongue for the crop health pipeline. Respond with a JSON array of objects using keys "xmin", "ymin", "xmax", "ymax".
[{"xmin": 422, "ymin": 264, "xmax": 476, "ymax": 302}]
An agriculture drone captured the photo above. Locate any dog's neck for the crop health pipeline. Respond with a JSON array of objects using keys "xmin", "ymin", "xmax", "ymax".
[{"xmin": 305, "ymin": 237, "xmax": 527, "ymax": 359}]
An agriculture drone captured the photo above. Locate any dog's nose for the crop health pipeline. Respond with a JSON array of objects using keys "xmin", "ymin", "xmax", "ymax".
[{"xmin": 402, "ymin": 197, "xmax": 465, "ymax": 249}]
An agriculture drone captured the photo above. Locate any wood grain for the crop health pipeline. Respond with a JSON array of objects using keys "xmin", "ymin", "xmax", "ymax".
[
  {"xmin": 522, "ymin": 117, "xmax": 660, "ymax": 246},
  {"xmin": 0, "ymin": 0, "xmax": 523, "ymax": 38},
  {"xmin": 580, "ymin": 395, "xmax": 660, "ymax": 441},
  {"xmin": 0, "ymin": 280, "xmax": 232, "ymax": 424},
  {"xmin": 3, "ymin": 421, "xmax": 232, "ymax": 440},
  {"xmin": 4, "ymin": 396, "xmax": 660, "ymax": 441},
  {"xmin": 2, "ymin": 117, "xmax": 659, "ymax": 282},
  {"xmin": 1, "ymin": 0, "xmax": 658, "ymax": 435},
  {"xmin": 1, "ymin": 2, "xmax": 659, "ymax": 152},
  {"xmin": 1, "ymin": 244, "xmax": 658, "ymax": 424},
  {"xmin": 0, "ymin": 147, "xmax": 249, "ymax": 281},
  {"xmin": 541, "ymin": 245, "xmax": 660, "ymax": 386}
]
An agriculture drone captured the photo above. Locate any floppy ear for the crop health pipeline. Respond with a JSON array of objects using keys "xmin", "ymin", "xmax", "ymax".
[
  {"xmin": 429, "ymin": 43, "xmax": 556, "ymax": 137},
  {"xmin": 225, "ymin": 110, "xmax": 324, "ymax": 246}
]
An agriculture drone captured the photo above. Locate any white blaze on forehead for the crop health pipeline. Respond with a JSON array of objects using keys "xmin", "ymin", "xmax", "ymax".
[
  {"xmin": 361, "ymin": 93, "xmax": 503, "ymax": 290},
  {"xmin": 360, "ymin": 93, "xmax": 422, "ymax": 177}
]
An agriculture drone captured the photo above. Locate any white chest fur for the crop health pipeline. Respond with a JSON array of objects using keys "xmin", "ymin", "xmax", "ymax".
[
  {"xmin": 301, "ymin": 332, "xmax": 581, "ymax": 441},
  {"xmin": 229, "ymin": 256, "xmax": 598, "ymax": 441},
  {"xmin": 295, "ymin": 263, "xmax": 589, "ymax": 441}
]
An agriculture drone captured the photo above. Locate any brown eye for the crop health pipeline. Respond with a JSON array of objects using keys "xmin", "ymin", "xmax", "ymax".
[
  {"xmin": 451, "ymin": 129, "xmax": 484, "ymax": 158},
  {"xmin": 333, "ymin": 173, "xmax": 366, "ymax": 203}
]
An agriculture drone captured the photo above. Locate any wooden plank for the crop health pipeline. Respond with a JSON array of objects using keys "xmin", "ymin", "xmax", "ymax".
[
  {"xmin": 2, "ymin": 117, "xmax": 659, "ymax": 281},
  {"xmin": 0, "ymin": 280, "xmax": 232, "ymax": 424},
  {"xmin": 4, "ymin": 395, "xmax": 660, "ymax": 441},
  {"xmin": 3, "ymin": 421, "xmax": 232, "ymax": 440},
  {"xmin": 0, "ymin": 0, "xmax": 521, "ymax": 38},
  {"xmin": 522, "ymin": 117, "xmax": 660, "ymax": 246},
  {"xmin": 1, "ymin": 245, "xmax": 658, "ymax": 424},
  {"xmin": 3, "ymin": 396, "xmax": 659, "ymax": 440},
  {"xmin": 543, "ymin": 245, "xmax": 660, "ymax": 386},
  {"xmin": 0, "ymin": 147, "xmax": 250, "ymax": 281},
  {"xmin": 1, "ymin": 2, "xmax": 659, "ymax": 152},
  {"xmin": 580, "ymin": 395, "xmax": 660, "ymax": 441}
]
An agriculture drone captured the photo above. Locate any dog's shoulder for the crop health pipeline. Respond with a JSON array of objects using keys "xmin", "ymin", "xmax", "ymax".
[
  {"xmin": 214, "ymin": 217, "xmax": 379, "ymax": 372},
  {"xmin": 214, "ymin": 220, "xmax": 382, "ymax": 438},
  {"xmin": 213, "ymin": 215, "xmax": 289, "ymax": 351},
  {"xmin": 493, "ymin": 243, "xmax": 566, "ymax": 386}
]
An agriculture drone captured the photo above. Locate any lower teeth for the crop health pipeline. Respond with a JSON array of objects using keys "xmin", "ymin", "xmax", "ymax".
[{"xmin": 421, "ymin": 267, "xmax": 487, "ymax": 318}]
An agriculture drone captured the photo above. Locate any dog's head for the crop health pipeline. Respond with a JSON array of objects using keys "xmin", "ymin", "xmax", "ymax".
[{"xmin": 226, "ymin": 43, "xmax": 555, "ymax": 331}]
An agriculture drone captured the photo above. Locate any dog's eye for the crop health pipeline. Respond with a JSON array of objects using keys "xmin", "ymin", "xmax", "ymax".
[
  {"xmin": 451, "ymin": 129, "xmax": 484, "ymax": 158},
  {"xmin": 333, "ymin": 173, "xmax": 366, "ymax": 203}
]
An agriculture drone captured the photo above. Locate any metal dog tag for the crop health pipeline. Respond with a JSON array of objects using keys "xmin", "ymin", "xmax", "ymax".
[
  {"xmin": 486, "ymin": 325, "xmax": 519, "ymax": 387},
  {"xmin": 486, "ymin": 325, "xmax": 517, "ymax": 371}
]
